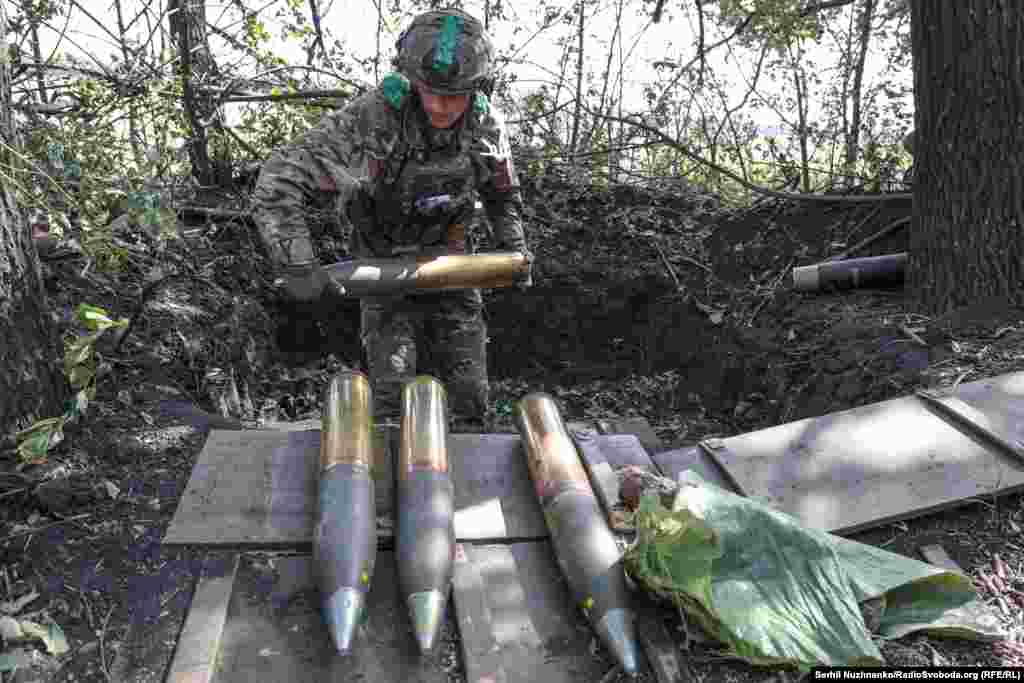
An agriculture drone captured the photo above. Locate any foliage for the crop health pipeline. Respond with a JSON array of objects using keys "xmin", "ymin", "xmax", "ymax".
[{"xmin": 14, "ymin": 304, "xmax": 129, "ymax": 464}]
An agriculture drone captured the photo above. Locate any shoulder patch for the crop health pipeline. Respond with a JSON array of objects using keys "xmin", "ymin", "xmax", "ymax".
[
  {"xmin": 381, "ymin": 72, "xmax": 410, "ymax": 109},
  {"xmin": 473, "ymin": 92, "xmax": 490, "ymax": 116}
]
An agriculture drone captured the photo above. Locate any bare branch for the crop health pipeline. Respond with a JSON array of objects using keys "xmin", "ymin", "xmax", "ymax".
[
  {"xmin": 800, "ymin": 0, "xmax": 857, "ymax": 16},
  {"xmin": 583, "ymin": 103, "xmax": 911, "ymax": 203}
]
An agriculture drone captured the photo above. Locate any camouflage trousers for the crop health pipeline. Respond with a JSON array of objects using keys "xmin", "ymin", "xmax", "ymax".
[{"xmin": 360, "ymin": 289, "xmax": 489, "ymax": 422}]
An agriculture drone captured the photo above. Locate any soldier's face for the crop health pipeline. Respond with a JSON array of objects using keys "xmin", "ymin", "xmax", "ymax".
[{"xmin": 415, "ymin": 81, "xmax": 471, "ymax": 129}]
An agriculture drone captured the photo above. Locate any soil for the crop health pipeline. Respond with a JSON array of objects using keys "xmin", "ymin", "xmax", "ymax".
[{"xmin": 2, "ymin": 173, "xmax": 1023, "ymax": 683}]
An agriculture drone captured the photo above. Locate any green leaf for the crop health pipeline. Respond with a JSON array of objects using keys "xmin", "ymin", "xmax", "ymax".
[
  {"xmin": 68, "ymin": 364, "xmax": 96, "ymax": 391},
  {"xmin": 65, "ymin": 337, "xmax": 95, "ymax": 370},
  {"xmin": 17, "ymin": 429, "xmax": 54, "ymax": 461},
  {"xmin": 75, "ymin": 303, "xmax": 115, "ymax": 330},
  {"xmin": 20, "ymin": 621, "xmax": 70, "ymax": 656}
]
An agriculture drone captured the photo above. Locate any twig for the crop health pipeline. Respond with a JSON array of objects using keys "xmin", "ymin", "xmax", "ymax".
[
  {"xmin": 0, "ymin": 514, "xmax": 92, "ymax": 543},
  {"xmin": 827, "ymin": 216, "xmax": 911, "ymax": 262},
  {"xmin": 747, "ymin": 258, "xmax": 795, "ymax": 326},
  {"xmin": 679, "ymin": 254, "xmax": 715, "ymax": 275},
  {"xmin": 98, "ymin": 603, "xmax": 116, "ymax": 681},
  {"xmin": 598, "ymin": 664, "xmax": 621, "ymax": 683},
  {"xmin": 649, "ymin": 237, "xmax": 684, "ymax": 294},
  {"xmin": 900, "ymin": 324, "xmax": 928, "ymax": 347}
]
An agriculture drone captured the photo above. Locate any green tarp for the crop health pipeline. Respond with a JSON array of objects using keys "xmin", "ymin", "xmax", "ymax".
[{"xmin": 624, "ymin": 472, "xmax": 1005, "ymax": 668}]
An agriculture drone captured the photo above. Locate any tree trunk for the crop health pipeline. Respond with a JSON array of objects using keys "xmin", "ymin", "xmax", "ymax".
[
  {"xmin": 908, "ymin": 1, "xmax": 1024, "ymax": 314},
  {"xmin": 0, "ymin": 3, "xmax": 65, "ymax": 442},
  {"xmin": 569, "ymin": 0, "xmax": 585, "ymax": 158},
  {"xmin": 169, "ymin": 0, "xmax": 231, "ymax": 190},
  {"xmin": 844, "ymin": 0, "xmax": 875, "ymax": 187}
]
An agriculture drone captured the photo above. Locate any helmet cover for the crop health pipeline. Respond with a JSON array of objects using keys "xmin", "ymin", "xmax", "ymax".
[{"xmin": 396, "ymin": 9, "xmax": 493, "ymax": 95}]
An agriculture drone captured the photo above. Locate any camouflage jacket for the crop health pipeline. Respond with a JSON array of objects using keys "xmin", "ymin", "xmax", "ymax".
[{"xmin": 252, "ymin": 75, "xmax": 528, "ymax": 268}]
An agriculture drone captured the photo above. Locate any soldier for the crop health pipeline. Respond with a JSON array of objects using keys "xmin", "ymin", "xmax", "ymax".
[{"xmin": 252, "ymin": 8, "xmax": 532, "ymax": 427}]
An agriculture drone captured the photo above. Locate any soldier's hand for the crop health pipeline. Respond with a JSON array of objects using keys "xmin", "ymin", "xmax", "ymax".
[
  {"xmin": 273, "ymin": 265, "xmax": 323, "ymax": 303},
  {"xmin": 517, "ymin": 248, "xmax": 534, "ymax": 291}
]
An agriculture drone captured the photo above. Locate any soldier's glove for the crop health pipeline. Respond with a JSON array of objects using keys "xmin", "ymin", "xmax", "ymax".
[
  {"xmin": 503, "ymin": 247, "xmax": 533, "ymax": 291},
  {"xmin": 273, "ymin": 263, "xmax": 324, "ymax": 303}
]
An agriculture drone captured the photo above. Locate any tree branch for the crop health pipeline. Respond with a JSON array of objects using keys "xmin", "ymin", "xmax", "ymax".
[
  {"xmin": 800, "ymin": 0, "xmax": 857, "ymax": 16},
  {"xmin": 584, "ymin": 104, "xmax": 911, "ymax": 203}
]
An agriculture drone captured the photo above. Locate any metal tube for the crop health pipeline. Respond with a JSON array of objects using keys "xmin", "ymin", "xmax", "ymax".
[
  {"xmin": 315, "ymin": 370, "xmax": 377, "ymax": 655},
  {"xmin": 397, "ymin": 376, "xmax": 455, "ymax": 655},
  {"xmin": 315, "ymin": 252, "xmax": 529, "ymax": 297},
  {"xmin": 793, "ymin": 252, "xmax": 907, "ymax": 292},
  {"xmin": 515, "ymin": 393, "xmax": 642, "ymax": 676}
]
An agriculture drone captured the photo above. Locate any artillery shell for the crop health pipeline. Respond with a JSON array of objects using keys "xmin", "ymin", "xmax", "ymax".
[
  {"xmin": 397, "ymin": 376, "xmax": 455, "ymax": 655},
  {"xmin": 516, "ymin": 393, "xmax": 642, "ymax": 676},
  {"xmin": 316, "ymin": 252, "xmax": 529, "ymax": 297},
  {"xmin": 314, "ymin": 370, "xmax": 377, "ymax": 655}
]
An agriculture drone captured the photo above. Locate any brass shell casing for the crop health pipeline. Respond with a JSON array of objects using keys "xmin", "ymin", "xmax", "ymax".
[
  {"xmin": 398, "ymin": 376, "xmax": 449, "ymax": 477},
  {"xmin": 515, "ymin": 393, "xmax": 591, "ymax": 487},
  {"xmin": 320, "ymin": 370, "xmax": 374, "ymax": 471},
  {"xmin": 320, "ymin": 252, "xmax": 529, "ymax": 297}
]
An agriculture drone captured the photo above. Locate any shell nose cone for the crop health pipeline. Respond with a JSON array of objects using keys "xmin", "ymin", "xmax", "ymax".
[
  {"xmin": 324, "ymin": 587, "xmax": 366, "ymax": 655},
  {"xmin": 596, "ymin": 608, "xmax": 642, "ymax": 676},
  {"xmin": 408, "ymin": 589, "xmax": 447, "ymax": 655}
]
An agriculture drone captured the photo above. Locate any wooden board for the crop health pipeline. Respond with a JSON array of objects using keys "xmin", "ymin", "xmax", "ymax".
[
  {"xmin": 574, "ymin": 431, "xmax": 657, "ymax": 530},
  {"xmin": 164, "ymin": 426, "xmax": 397, "ymax": 547},
  {"xmin": 633, "ymin": 593, "xmax": 693, "ymax": 683},
  {"xmin": 700, "ymin": 373, "xmax": 1024, "ymax": 534},
  {"xmin": 165, "ymin": 555, "xmax": 238, "ymax": 683},
  {"xmin": 448, "ymin": 434, "xmax": 548, "ymax": 541},
  {"xmin": 917, "ymin": 372, "xmax": 1024, "ymax": 469},
  {"xmin": 451, "ymin": 541, "xmax": 616, "ymax": 683},
  {"xmin": 651, "ymin": 446, "xmax": 740, "ymax": 494},
  {"xmin": 211, "ymin": 553, "xmax": 451, "ymax": 683},
  {"xmin": 597, "ymin": 416, "xmax": 666, "ymax": 456}
]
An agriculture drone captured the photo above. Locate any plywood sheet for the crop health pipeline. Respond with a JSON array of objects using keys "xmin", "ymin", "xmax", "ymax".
[
  {"xmin": 212, "ymin": 553, "xmax": 450, "ymax": 683},
  {"xmin": 703, "ymin": 374, "xmax": 1024, "ymax": 534},
  {"xmin": 918, "ymin": 371, "xmax": 1024, "ymax": 468},
  {"xmin": 448, "ymin": 434, "xmax": 548, "ymax": 540},
  {"xmin": 164, "ymin": 426, "xmax": 396, "ymax": 547},
  {"xmin": 574, "ymin": 432, "xmax": 655, "ymax": 530},
  {"xmin": 651, "ymin": 446, "xmax": 739, "ymax": 494},
  {"xmin": 166, "ymin": 427, "xmax": 673, "ymax": 547},
  {"xmin": 451, "ymin": 542, "xmax": 615, "ymax": 683},
  {"xmin": 597, "ymin": 416, "xmax": 666, "ymax": 456}
]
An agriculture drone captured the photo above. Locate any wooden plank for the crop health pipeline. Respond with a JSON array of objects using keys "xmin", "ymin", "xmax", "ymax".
[
  {"xmin": 917, "ymin": 373, "xmax": 1024, "ymax": 469},
  {"xmin": 651, "ymin": 446, "xmax": 740, "ymax": 494},
  {"xmin": 451, "ymin": 541, "xmax": 611, "ymax": 683},
  {"xmin": 634, "ymin": 593, "xmax": 693, "ymax": 683},
  {"xmin": 597, "ymin": 416, "xmax": 665, "ymax": 456},
  {"xmin": 699, "ymin": 373, "xmax": 1024, "ymax": 534},
  {"xmin": 574, "ymin": 432, "xmax": 656, "ymax": 532},
  {"xmin": 164, "ymin": 426, "xmax": 397, "ymax": 547},
  {"xmin": 448, "ymin": 434, "xmax": 547, "ymax": 541},
  {"xmin": 166, "ymin": 427, "xmax": 688, "ymax": 547},
  {"xmin": 212, "ymin": 553, "xmax": 450, "ymax": 683},
  {"xmin": 166, "ymin": 555, "xmax": 239, "ymax": 683}
]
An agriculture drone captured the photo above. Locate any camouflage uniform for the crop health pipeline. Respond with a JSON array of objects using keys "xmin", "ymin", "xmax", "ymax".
[{"xmin": 252, "ymin": 11, "xmax": 529, "ymax": 422}]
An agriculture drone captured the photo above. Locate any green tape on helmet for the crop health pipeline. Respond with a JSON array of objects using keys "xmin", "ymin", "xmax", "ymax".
[
  {"xmin": 382, "ymin": 72, "xmax": 410, "ymax": 109},
  {"xmin": 433, "ymin": 15, "xmax": 463, "ymax": 73},
  {"xmin": 473, "ymin": 92, "xmax": 489, "ymax": 116}
]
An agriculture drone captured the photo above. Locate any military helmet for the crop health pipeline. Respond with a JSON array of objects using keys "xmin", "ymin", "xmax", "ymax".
[{"xmin": 395, "ymin": 9, "xmax": 494, "ymax": 95}]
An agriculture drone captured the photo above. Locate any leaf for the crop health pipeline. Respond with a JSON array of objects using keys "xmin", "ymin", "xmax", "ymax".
[
  {"xmin": 64, "ymin": 338, "xmax": 96, "ymax": 374},
  {"xmin": 19, "ymin": 621, "xmax": 69, "ymax": 656},
  {"xmin": 68, "ymin": 364, "xmax": 96, "ymax": 391},
  {"xmin": 75, "ymin": 304, "xmax": 115, "ymax": 331}
]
